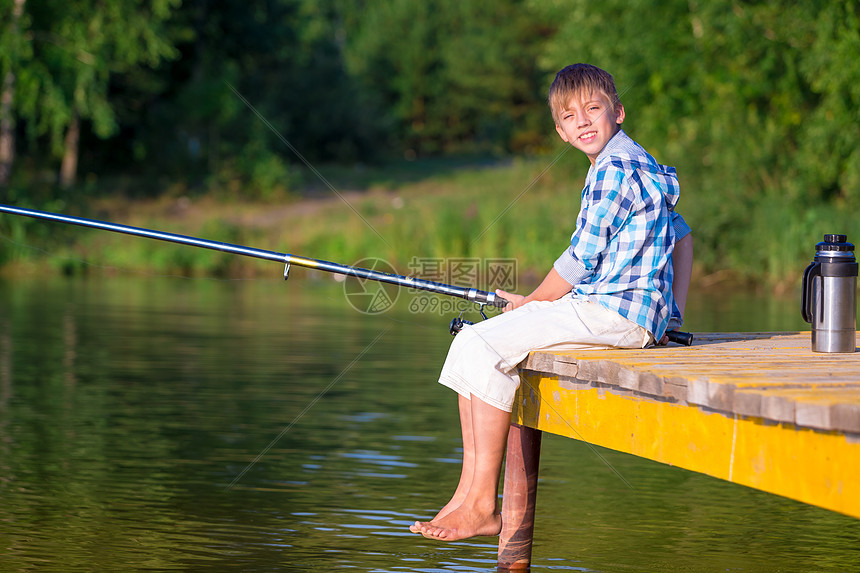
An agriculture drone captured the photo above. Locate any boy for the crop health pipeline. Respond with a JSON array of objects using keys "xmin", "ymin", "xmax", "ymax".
[{"xmin": 410, "ymin": 63, "xmax": 692, "ymax": 541}]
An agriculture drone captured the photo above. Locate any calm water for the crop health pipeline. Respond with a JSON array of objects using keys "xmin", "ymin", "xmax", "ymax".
[{"xmin": 1, "ymin": 275, "xmax": 858, "ymax": 572}]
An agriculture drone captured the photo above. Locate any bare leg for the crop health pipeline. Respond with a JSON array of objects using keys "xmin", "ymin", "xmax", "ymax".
[
  {"xmin": 433, "ymin": 394, "xmax": 475, "ymax": 520},
  {"xmin": 411, "ymin": 394, "xmax": 510, "ymax": 541},
  {"xmin": 660, "ymin": 232, "xmax": 693, "ymax": 344},
  {"xmin": 672, "ymin": 232, "xmax": 693, "ymax": 318},
  {"xmin": 409, "ymin": 394, "xmax": 474, "ymax": 533}
]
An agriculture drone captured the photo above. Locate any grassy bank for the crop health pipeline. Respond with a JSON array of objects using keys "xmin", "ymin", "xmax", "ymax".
[{"xmin": 1, "ymin": 153, "xmax": 857, "ymax": 292}]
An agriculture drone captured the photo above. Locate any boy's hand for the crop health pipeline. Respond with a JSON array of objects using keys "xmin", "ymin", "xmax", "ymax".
[{"xmin": 495, "ymin": 289, "xmax": 525, "ymax": 312}]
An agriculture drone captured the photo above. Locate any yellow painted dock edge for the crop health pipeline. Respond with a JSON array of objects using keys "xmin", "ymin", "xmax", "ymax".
[{"xmin": 512, "ymin": 370, "xmax": 860, "ymax": 519}]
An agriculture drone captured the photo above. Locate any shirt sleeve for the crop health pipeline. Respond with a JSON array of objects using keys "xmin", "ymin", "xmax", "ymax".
[
  {"xmin": 667, "ymin": 212, "xmax": 690, "ymax": 329},
  {"xmin": 553, "ymin": 249, "xmax": 592, "ymax": 286},
  {"xmin": 553, "ymin": 164, "xmax": 632, "ymax": 287},
  {"xmin": 672, "ymin": 211, "xmax": 691, "ymax": 241}
]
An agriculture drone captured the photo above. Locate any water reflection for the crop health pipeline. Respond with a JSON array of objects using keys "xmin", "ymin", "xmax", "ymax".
[{"xmin": 0, "ymin": 276, "xmax": 858, "ymax": 572}]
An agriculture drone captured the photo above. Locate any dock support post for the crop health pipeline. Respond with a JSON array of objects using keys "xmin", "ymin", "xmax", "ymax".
[{"xmin": 498, "ymin": 422, "xmax": 542, "ymax": 570}]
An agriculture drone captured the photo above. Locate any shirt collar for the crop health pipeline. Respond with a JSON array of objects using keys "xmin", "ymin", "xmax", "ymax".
[{"xmin": 594, "ymin": 129, "xmax": 630, "ymax": 166}]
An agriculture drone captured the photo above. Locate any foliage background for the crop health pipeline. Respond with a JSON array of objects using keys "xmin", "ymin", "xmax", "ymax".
[{"xmin": 0, "ymin": 0, "xmax": 858, "ymax": 287}]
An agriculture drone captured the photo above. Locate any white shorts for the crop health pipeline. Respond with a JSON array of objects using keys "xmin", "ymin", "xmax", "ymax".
[{"xmin": 438, "ymin": 298, "xmax": 652, "ymax": 412}]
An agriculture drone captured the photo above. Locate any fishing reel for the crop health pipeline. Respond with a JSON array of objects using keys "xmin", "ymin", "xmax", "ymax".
[{"xmin": 449, "ymin": 306, "xmax": 489, "ymax": 336}]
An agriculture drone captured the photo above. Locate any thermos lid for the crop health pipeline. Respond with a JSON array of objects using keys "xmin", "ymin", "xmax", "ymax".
[{"xmin": 818, "ymin": 234, "xmax": 854, "ymax": 252}]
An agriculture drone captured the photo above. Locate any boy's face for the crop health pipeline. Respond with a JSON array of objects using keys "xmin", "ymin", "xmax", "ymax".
[{"xmin": 554, "ymin": 90, "xmax": 625, "ymax": 165}]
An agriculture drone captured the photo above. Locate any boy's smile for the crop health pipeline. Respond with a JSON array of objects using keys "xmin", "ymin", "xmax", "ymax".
[{"xmin": 554, "ymin": 91, "xmax": 625, "ymax": 165}]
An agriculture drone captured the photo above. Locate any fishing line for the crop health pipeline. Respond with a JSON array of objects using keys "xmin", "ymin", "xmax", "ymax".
[
  {"xmin": 516, "ymin": 369, "xmax": 636, "ymax": 490},
  {"xmin": 224, "ymin": 81, "xmax": 391, "ymax": 249},
  {"xmin": 464, "ymin": 324, "xmax": 636, "ymax": 490},
  {"xmin": 0, "ymin": 227, "xmax": 414, "ymax": 490},
  {"xmin": 1, "ymin": 203, "xmax": 684, "ymax": 491},
  {"xmin": 225, "ymin": 327, "xmax": 391, "ymax": 490},
  {"xmin": 472, "ymin": 145, "xmax": 571, "ymax": 244},
  {"xmin": 472, "ymin": 83, "xmax": 633, "ymax": 244}
]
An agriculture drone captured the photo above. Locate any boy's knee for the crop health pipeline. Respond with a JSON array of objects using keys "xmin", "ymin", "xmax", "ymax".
[
  {"xmin": 450, "ymin": 324, "xmax": 477, "ymax": 348},
  {"xmin": 451, "ymin": 324, "xmax": 496, "ymax": 358}
]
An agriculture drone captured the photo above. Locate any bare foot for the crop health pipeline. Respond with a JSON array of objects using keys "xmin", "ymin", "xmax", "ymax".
[
  {"xmin": 408, "ymin": 505, "xmax": 460, "ymax": 535},
  {"xmin": 408, "ymin": 496, "xmax": 466, "ymax": 535},
  {"xmin": 429, "ymin": 486, "xmax": 469, "ymax": 522},
  {"xmin": 409, "ymin": 504, "xmax": 501, "ymax": 541}
]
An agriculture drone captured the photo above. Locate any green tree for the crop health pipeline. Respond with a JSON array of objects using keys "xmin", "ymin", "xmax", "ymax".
[
  {"xmin": 534, "ymin": 0, "xmax": 860, "ymax": 281},
  {"xmin": 346, "ymin": 0, "xmax": 545, "ymax": 156},
  {"xmin": 0, "ymin": 0, "xmax": 28, "ymax": 187},
  {"xmin": 141, "ymin": 0, "xmax": 385, "ymax": 198},
  {"xmin": 6, "ymin": 0, "xmax": 179, "ymax": 188}
]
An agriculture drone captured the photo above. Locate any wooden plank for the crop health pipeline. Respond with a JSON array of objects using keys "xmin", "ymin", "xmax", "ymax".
[
  {"xmin": 688, "ymin": 377, "xmax": 860, "ymax": 425},
  {"xmin": 512, "ymin": 368, "xmax": 860, "ymax": 520},
  {"xmin": 513, "ymin": 332, "xmax": 860, "ymax": 520},
  {"xmin": 526, "ymin": 332, "xmax": 860, "ymax": 428},
  {"xmin": 740, "ymin": 387, "xmax": 860, "ymax": 431}
]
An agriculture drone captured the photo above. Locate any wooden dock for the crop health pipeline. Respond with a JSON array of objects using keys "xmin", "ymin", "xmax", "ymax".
[{"xmin": 497, "ymin": 332, "xmax": 860, "ymax": 569}]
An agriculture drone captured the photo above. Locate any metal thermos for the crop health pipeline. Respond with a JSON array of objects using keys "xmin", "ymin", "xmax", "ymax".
[{"xmin": 801, "ymin": 234, "xmax": 858, "ymax": 353}]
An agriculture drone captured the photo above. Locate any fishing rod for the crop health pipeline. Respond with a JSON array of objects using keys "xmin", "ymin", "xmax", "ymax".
[
  {"xmin": 0, "ymin": 203, "xmax": 693, "ymax": 345},
  {"xmin": 0, "ymin": 203, "xmax": 506, "ymax": 306}
]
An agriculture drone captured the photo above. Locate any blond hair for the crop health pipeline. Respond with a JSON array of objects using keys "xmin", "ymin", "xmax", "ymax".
[{"xmin": 548, "ymin": 64, "xmax": 620, "ymax": 124}]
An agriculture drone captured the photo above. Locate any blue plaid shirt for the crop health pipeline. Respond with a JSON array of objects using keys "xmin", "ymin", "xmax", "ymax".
[{"xmin": 553, "ymin": 130, "xmax": 680, "ymax": 340}]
